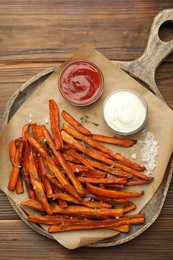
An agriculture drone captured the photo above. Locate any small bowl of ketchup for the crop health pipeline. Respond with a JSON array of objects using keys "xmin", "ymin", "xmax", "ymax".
[{"xmin": 58, "ymin": 60, "xmax": 104, "ymax": 106}]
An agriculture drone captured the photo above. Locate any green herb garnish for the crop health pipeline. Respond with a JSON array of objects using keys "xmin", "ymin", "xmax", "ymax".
[
  {"xmin": 59, "ymin": 221, "xmax": 65, "ymax": 228},
  {"xmin": 80, "ymin": 140, "xmax": 87, "ymax": 154},
  {"xmin": 49, "ymin": 169, "xmax": 55, "ymax": 178},
  {"xmin": 38, "ymin": 137, "xmax": 47, "ymax": 147},
  {"xmin": 80, "ymin": 114, "xmax": 99, "ymax": 126},
  {"xmin": 109, "ymin": 165, "xmax": 115, "ymax": 171}
]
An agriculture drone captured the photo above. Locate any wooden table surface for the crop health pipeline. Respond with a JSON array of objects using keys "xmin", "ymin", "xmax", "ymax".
[{"xmin": 0, "ymin": 1, "xmax": 173, "ymax": 259}]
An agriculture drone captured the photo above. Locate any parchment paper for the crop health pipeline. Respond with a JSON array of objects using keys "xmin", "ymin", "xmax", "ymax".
[{"xmin": 0, "ymin": 43, "xmax": 173, "ymax": 249}]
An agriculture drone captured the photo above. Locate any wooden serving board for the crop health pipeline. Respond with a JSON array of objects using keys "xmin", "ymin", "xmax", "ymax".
[{"xmin": 2, "ymin": 9, "xmax": 173, "ymax": 247}]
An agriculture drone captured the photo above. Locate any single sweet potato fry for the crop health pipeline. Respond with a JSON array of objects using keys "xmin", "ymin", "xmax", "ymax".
[
  {"xmin": 113, "ymin": 224, "xmax": 130, "ymax": 233},
  {"xmin": 21, "ymin": 199, "xmax": 44, "ymax": 211},
  {"xmin": 104, "ymin": 183, "xmax": 125, "ymax": 189},
  {"xmin": 123, "ymin": 203, "xmax": 136, "ymax": 213},
  {"xmin": 49, "ymin": 99, "xmax": 63, "ymax": 150},
  {"xmin": 28, "ymin": 147, "xmax": 39, "ymax": 180},
  {"xmin": 62, "ymin": 110, "xmax": 92, "ymax": 136},
  {"xmin": 22, "ymin": 123, "xmax": 30, "ymax": 140},
  {"xmin": 76, "ymin": 170, "xmax": 107, "ymax": 179},
  {"xmin": 86, "ymin": 182, "xmax": 144, "ymax": 199},
  {"xmin": 31, "ymin": 123, "xmax": 47, "ymax": 151},
  {"xmin": 77, "ymin": 177, "xmax": 127, "ymax": 185},
  {"xmin": 9, "ymin": 140, "xmax": 16, "ymax": 163},
  {"xmin": 9, "ymin": 139, "xmax": 24, "ymax": 193},
  {"xmin": 16, "ymin": 174, "xmax": 24, "ymax": 194},
  {"xmin": 127, "ymin": 177, "xmax": 154, "ymax": 186},
  {"xmin": 50, "ymin": 204, "xmax": 124, "ymax": 217},
  {"xmin": 8, "ymin": 138, "xmax": 25, "ymax": 191},
  {"xmin": 92, "ymin": 134, "xmax": 137, "ymax": 147},
  {"xmin": 38, "ymin": 156, "xmax": 53, "ymax": 198},
  {"xmin": 25, "ymin": 132, "xmax": 49, "ymax": 161},
  {"xmin": 21, "ymin": 141, "xmax": 35, "ymax": 199},
  {"xmin": 77, "ymin": 193, "xmax": 131, "ymax": 205},
  {"xmin": 31, "ymin": 178, "xmax": 52, "ymax": 215}
]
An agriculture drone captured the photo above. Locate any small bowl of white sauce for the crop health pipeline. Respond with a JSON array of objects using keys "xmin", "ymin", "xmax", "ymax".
[{"xmin": 103, "ymin": 89, "xmax": 148, "ymax": 135}]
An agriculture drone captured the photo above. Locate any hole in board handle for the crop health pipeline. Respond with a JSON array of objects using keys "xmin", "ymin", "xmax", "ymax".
[{"xmin": 158, "ymin": 20, "xmax": 173, "ymax": 42}]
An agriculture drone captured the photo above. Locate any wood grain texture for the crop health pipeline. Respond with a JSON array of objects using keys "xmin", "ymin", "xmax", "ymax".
[
  {"xmin": 0, "ymin": 0, "xmax": 173, "ymax": 259},
  {"xmin": 0, "ymin": 0, "xmax": 173, "ymax": 62}
]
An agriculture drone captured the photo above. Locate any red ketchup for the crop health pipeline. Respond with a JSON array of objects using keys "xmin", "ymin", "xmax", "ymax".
[{"xmin": 59, "ymin": 60, "xmax": 104, "ymax": 106}]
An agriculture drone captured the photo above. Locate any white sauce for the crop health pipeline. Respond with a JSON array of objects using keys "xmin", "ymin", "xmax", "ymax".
[{"xmin": 103, "ymin": 90, "xmax": 147, "ymax": 134}]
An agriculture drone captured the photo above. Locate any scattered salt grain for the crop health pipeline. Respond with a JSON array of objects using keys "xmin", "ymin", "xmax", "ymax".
[
  {"xmin": 75, "ymin": 168, "xmax": 79, "ymax": 173},
  {"xmin": 131, "ymin": 153, "xmax": 137, "ymax": 160},
  {"xmin": 139, "ymin": 131, "xmax": 159, "ymax": 175},
  {"xmin": 44, "ymin": 118, "xmax": 49, "ymax": 124},
  {"xmin": 84, "ymin": 197, "xmax": 91, "ymax": 201},
  {"xmin": 28, "ymin": 113, "xmax": 32, "ymax": 119},
  {"xmin": 28, "ymin": 113, "xmax": 33, "ymax": 123}
]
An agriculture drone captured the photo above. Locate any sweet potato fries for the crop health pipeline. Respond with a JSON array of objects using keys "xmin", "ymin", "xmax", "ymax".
[{"xmin": 7, "ymin": 100, "xmax": 153, "ymax": 234}]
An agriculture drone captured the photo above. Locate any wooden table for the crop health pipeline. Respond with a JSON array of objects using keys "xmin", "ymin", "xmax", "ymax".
[{"xmin": 0, "ymin": 1, "xmax": 173, "ymax": 259}]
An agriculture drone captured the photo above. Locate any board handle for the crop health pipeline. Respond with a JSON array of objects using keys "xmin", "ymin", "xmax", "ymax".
[{"xmin": 113, "ymin": 9, "xmax": 173, "ymax": 99}]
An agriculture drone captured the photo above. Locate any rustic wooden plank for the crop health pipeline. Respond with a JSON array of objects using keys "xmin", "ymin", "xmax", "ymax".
[
  {"xmin": 0, "ymin": 1, "xmax": 173, "ymax": 61},
  {"xmin": 0, "ymin": 191, "xmax": 19, "ymax": 220}
]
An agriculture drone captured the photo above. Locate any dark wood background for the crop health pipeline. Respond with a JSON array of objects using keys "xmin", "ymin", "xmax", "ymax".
[{"xmin": 0, "ymin": 1, "xmax": 173, "ymax": 259}]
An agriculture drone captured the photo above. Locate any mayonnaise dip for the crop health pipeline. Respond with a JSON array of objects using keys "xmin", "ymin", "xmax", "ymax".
[{"xmin": 103, "ymin": 89, "xmax": 148, "ymax": 135}]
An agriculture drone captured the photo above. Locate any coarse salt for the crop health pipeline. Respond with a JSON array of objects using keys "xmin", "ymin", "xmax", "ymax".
[
  {"xmin": 84, "ymin": 197, "xmax": 91, "ymax": 201},
  {"xmin": 131, "ymin": 153, "xmax": 137, "ymax": 160},
  {"xmin": 138, "ymin": 130, "xmax": 159, "ymax": 175},
  {"xmin": 28, "ymin": 113, "xmax": 33, "ymax": 123},
  {"xmin": 44, "ymin": 118, "xmax": 49, "ymax": 124},
  {"xmin": 28, "ymin": 113, "xmax": 32, "ymax": 119}
]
